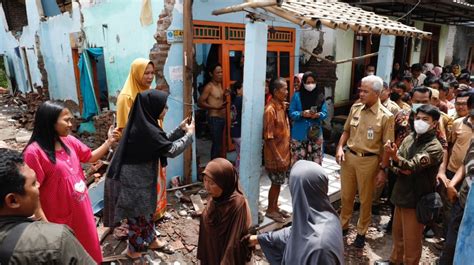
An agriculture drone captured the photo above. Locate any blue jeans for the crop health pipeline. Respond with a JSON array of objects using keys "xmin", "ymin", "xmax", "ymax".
[{"xmin": 208, "ymin": 116, "xmax": 225, "ymax": 159}]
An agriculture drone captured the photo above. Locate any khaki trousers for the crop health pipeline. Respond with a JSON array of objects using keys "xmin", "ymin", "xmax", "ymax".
[
  {"xmin": 340, "ymin": 151, "xmax": 379, "ymax": 235},
  {"xmin": 390, "ymin": 206, "xmax": 424, "ymax": 265}
]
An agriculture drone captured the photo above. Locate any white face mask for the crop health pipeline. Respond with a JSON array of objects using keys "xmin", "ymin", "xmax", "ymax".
[
  {"xmin": 414, "ymin": 120, "xmax": 431, "ymax": 135},
  {"xmin": 304, "ymin": 84, "xmax": 316, "ymax": 92},
  {"xmin": 367, "ymin": 71, "xmax": 375, "ymax": 76},
  {"xmin": 412, "ymin": 103, "xmax": 423, "ymax": 112}
]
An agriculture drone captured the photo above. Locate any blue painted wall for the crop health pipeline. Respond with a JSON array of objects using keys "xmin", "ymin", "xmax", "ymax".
[{"xmin": 81, "ymin": 0, "xmax": 163, "ymax": 103}]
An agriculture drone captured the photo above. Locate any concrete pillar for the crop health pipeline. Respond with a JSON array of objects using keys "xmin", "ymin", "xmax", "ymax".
[
  {"xmin": 239, "ymin": 21, "xmax": 268, "ymax": 225},
  {"xmin": 376, "ymin": 34, "xmax": 396, "ymax": 84}
]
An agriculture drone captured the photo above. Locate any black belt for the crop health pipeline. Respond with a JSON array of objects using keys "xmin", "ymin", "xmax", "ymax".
[{"xmin": 348, "ymin": 148, "xmax": 377, "ymax": 157}]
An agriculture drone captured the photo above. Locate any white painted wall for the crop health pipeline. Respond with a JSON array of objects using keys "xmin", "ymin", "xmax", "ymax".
[
  {"xmin": 444, "ymin": 25, "xmax": 457, "ymax": 65},
  {"xmin": 334, "ymin": 29, "xmax": 354, "ymax": 103}
]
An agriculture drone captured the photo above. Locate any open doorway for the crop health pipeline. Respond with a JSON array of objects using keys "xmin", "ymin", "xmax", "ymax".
[{"xmin": 74, "ymin": 47, "xmax": 109, "ymax": 120}]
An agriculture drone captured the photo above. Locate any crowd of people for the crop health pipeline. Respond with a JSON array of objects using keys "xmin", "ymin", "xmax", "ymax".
[{"xmin": 0, "ymin": 57, "xmax": 472, "ymax": 265}]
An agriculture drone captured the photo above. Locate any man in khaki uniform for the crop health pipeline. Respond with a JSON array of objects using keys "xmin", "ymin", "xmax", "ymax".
[
  {"xmin": 336, "ymin": 75, "xmax": 395, "ymax": 248},
  {"xmin": 381, "ymin": 82, "xmax": 401, "ymax": 115}
]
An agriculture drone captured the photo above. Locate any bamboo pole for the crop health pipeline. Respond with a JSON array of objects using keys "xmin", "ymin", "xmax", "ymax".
[
  {"xmin": 299, "ymin": 47, "xmax": 335, "ymax": 65},
  {"xmin": 299, "ymin": 47, "xmax": 379, "ymax": 65},
  {"xmin": 335, "ymin": 52, "xmax": 379, "ymax": 64},
  {"xmin": 212, "ymin": 1, "xmax": 277, "ymax": 16},
  {"xmin": 183, "ymin": 0, "xmax": 193, "ymax": 183}
]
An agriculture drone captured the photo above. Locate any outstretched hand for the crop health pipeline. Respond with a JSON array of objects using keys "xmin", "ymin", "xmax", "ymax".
[{"xmin": 107, "ymin": 126, "xmax": 122, "ymax": 143}]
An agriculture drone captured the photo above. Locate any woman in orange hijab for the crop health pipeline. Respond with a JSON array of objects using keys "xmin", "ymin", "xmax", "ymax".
[{"xmin": 116, "ymin": 58, "xmax": 155, "ymax": 130}]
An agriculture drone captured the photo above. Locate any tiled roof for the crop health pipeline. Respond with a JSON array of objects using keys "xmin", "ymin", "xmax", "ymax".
[{"xmin": 264, "ymin": 0, "xmax": 431, "ymax": 38}]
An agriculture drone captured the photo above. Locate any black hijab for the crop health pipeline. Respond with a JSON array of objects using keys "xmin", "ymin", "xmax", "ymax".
[
  {"xmin": 107, "ymin": 90, "xmax": 173, "ymax": 180},
  {"xmin": 258, "ymin": 160, "xmax": 344, "ymax": 265},
  {"xmin": 299, "ymin": 71, "xmax": 325, "ymax": 111}
]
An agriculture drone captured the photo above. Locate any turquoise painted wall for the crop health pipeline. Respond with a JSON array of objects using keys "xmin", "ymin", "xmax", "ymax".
[
  {"xmin": 81, "ymin": 0, "xmax": 163, "ymax": 103},
  {"xmin": 82, "ymin": 0, "xmax": 193, "ymax": 182}
]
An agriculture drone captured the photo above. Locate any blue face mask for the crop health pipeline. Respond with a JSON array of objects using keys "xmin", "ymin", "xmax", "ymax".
[{"xmin": 412, "ymin": 103, "xmax": 423, "ymax": 112}]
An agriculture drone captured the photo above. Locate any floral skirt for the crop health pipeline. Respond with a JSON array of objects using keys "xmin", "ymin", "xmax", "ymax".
[{"xmin": 291, "ymin": 138, "xmax": 324, "ymax": 165}]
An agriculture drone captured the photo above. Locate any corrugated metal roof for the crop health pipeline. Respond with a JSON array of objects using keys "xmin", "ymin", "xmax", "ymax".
[{"xmin": 264, "ymin": 0, "xmax": 431, "ymax": 38}]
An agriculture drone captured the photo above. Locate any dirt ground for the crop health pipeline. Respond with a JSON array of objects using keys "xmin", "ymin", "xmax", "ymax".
[{"xmin": 0, "ymin": 94, "xmax": 443, "ymax": 264}]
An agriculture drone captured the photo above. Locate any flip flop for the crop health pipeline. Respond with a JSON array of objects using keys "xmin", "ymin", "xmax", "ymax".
[
  {"xmin": 155, "ymin": 245, "xmax": 175, "ymax": 254},
  {"xmin": 265, "ymin": 212, "xmax": 286, "ymax": 223}
]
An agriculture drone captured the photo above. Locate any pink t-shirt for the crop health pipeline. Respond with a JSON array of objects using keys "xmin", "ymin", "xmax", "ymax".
[{"xmin": 23, "ymin": 135, "xmax": 102, "ymax": 264}]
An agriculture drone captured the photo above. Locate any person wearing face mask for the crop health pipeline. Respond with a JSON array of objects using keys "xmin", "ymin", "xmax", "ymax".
[
  {"xmin": 390, "ymin": 82, "xmax": 411, "ymax": 111},
  {"xmin": 289, "ymin": 71, "xmax": 328, "ymax": 165},
  {"xmin": 408, "ymin": 86, "xmax": 455, "ymax": 239},
  {"xmin": 385, "ymin": 104, "xmax": 443, "ymax": 265}
]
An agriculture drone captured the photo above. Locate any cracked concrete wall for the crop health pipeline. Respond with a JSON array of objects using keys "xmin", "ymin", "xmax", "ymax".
[
  {"xmin": 150, "ymin": 0, "xmax": 175, "ymax": 93},
  {"xmin": 81, "ymin": 0, "xmax": 164, "ymax": 106}
]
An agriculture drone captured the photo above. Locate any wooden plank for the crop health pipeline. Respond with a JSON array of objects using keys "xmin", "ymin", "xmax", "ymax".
[{"xmin": 183, "ymin": 0, "xmax": 193, "ymax": 184}]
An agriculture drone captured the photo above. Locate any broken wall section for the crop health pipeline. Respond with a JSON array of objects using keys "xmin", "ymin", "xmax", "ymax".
[{"xmin": 81, "ymin": 0, "xmax": 164, "ymax": 107}]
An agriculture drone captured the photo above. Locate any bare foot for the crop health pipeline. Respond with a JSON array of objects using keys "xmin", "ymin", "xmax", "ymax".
[
  {"xmin": 126, "ymin": 250, "xmax": 142, "ymax": 259},
  {"xmin": 149, "ymin": 238, "xmax": 166, "ymax": 249},
  {"xmin": 265, "ymin": 211, "xmax": 285, "ymax": 223}
]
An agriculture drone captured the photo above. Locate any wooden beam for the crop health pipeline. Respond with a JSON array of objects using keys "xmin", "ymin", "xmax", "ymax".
[
  {"xmin": 299, "ymin": 47, "xmax": 379, "ymax": 65},
  {"xmin": 212, "ymin": 1, "xmax": 277, "ymax": 16},
  {"xmin": 183, "ymin": 0, "xmax": 193, "ymax": 184}
]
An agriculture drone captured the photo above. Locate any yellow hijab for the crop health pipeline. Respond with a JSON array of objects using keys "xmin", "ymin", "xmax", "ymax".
[{"xmin": 120, "ymin": 58, "xmax": 153, "ymax": 99}]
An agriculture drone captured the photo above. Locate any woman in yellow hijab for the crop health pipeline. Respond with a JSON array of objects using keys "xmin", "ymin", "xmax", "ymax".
[
  {"xmin": 116, "ymin": 58, "xmax": 169, "ymax": 221},
  {"xmin": 117, "ymin": 58, "xmax": 155, "ymax": 130}
]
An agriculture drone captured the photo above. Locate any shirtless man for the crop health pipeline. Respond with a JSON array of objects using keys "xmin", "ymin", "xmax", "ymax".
[{"xmin": 198, "ymin": 63, "xmax": 227, "ymax": 159}]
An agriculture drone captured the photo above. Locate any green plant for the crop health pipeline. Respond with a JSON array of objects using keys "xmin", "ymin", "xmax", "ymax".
[{"xmin": 0, "ymin": 57, "xmax": 8, "ymax": 88}]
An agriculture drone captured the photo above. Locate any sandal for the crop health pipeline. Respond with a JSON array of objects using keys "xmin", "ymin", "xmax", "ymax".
[
  {"xmin": 265, "ymin": 212, "xmax": 286, "ymax": 223},
  {"xmin": 156, "ymin": 245, "xmax": 175, "ymax": 254}
]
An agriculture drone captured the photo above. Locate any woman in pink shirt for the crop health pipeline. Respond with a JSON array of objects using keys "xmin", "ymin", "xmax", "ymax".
[{"xmin": 23, "ymin": 101, "xmax": 120, "ymax": 264}]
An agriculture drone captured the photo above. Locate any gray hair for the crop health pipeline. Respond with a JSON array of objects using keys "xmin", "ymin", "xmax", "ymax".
[{"xmin": 361, "ymin": 75, "xmax": 384, "ymax": 94}]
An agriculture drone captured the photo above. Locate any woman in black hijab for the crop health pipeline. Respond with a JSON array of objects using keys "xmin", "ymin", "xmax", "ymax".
[
  {"xmin": 104, "ymin": 89, "xmax": 194, "ymax": 259},
  {"xmin": 289, "ymin": 71, "xmax": 327, "ymax": 165},
  {"xmin": 248, "ymin": 160, "xmax": 344, "ymax": 265}
]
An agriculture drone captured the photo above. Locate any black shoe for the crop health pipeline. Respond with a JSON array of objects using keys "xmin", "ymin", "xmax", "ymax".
[
  {"xmin": 342, "ymin": 229, "xmax": 349, "ymax": 237},
  {"xmin": 353, "ymin": 234, "xmax": 365, "ymax": 248},
  {"xmin": 384, "ymin": 220, "xmax": 392, "ymax": 233},
  {"xmin": 372, "ymin": 205, "xmax": 381, "ymax": 215},
  {"xmin": 353, "ymin": 202, "xmax": 361, "ymax": 211}
]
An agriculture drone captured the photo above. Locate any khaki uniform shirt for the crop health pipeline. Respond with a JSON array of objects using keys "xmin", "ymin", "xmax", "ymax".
[
  {"xmin": 0, "ymin": 217, "xmax": 94, "ymax": 264},
  {"xmin": 382, "ymin": 98, "xmax": 401, "ymax": 115},
  {"xmin": 396, "ymin": 101, "xmax": 411, "ymax": 111},
  {"xmin": 344, "ymin": 99, "xmax": 395, "ymax": 155},
  {"xmin": 390, "ymin": 131, "xmax": 444, "ymax": 208},
  {"xmin": 447, "ymin": 117, "xmax": 474, "ymax": 173},
  {"xmin": 264, "ymin": 98, "xmax": 291, "ymax": 172},
  {"xmin": 440, "ymin": 112, "xmax": 454, "ymax": 144}
]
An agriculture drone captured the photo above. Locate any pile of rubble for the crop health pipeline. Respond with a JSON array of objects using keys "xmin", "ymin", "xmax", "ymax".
[
  {"xmin": 92, "ymin": 111, "xmax": 115, "ymax": 147},
  {"xmin": 5, "ymin": 92, "xmax": 43, "ymax": 130}
]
